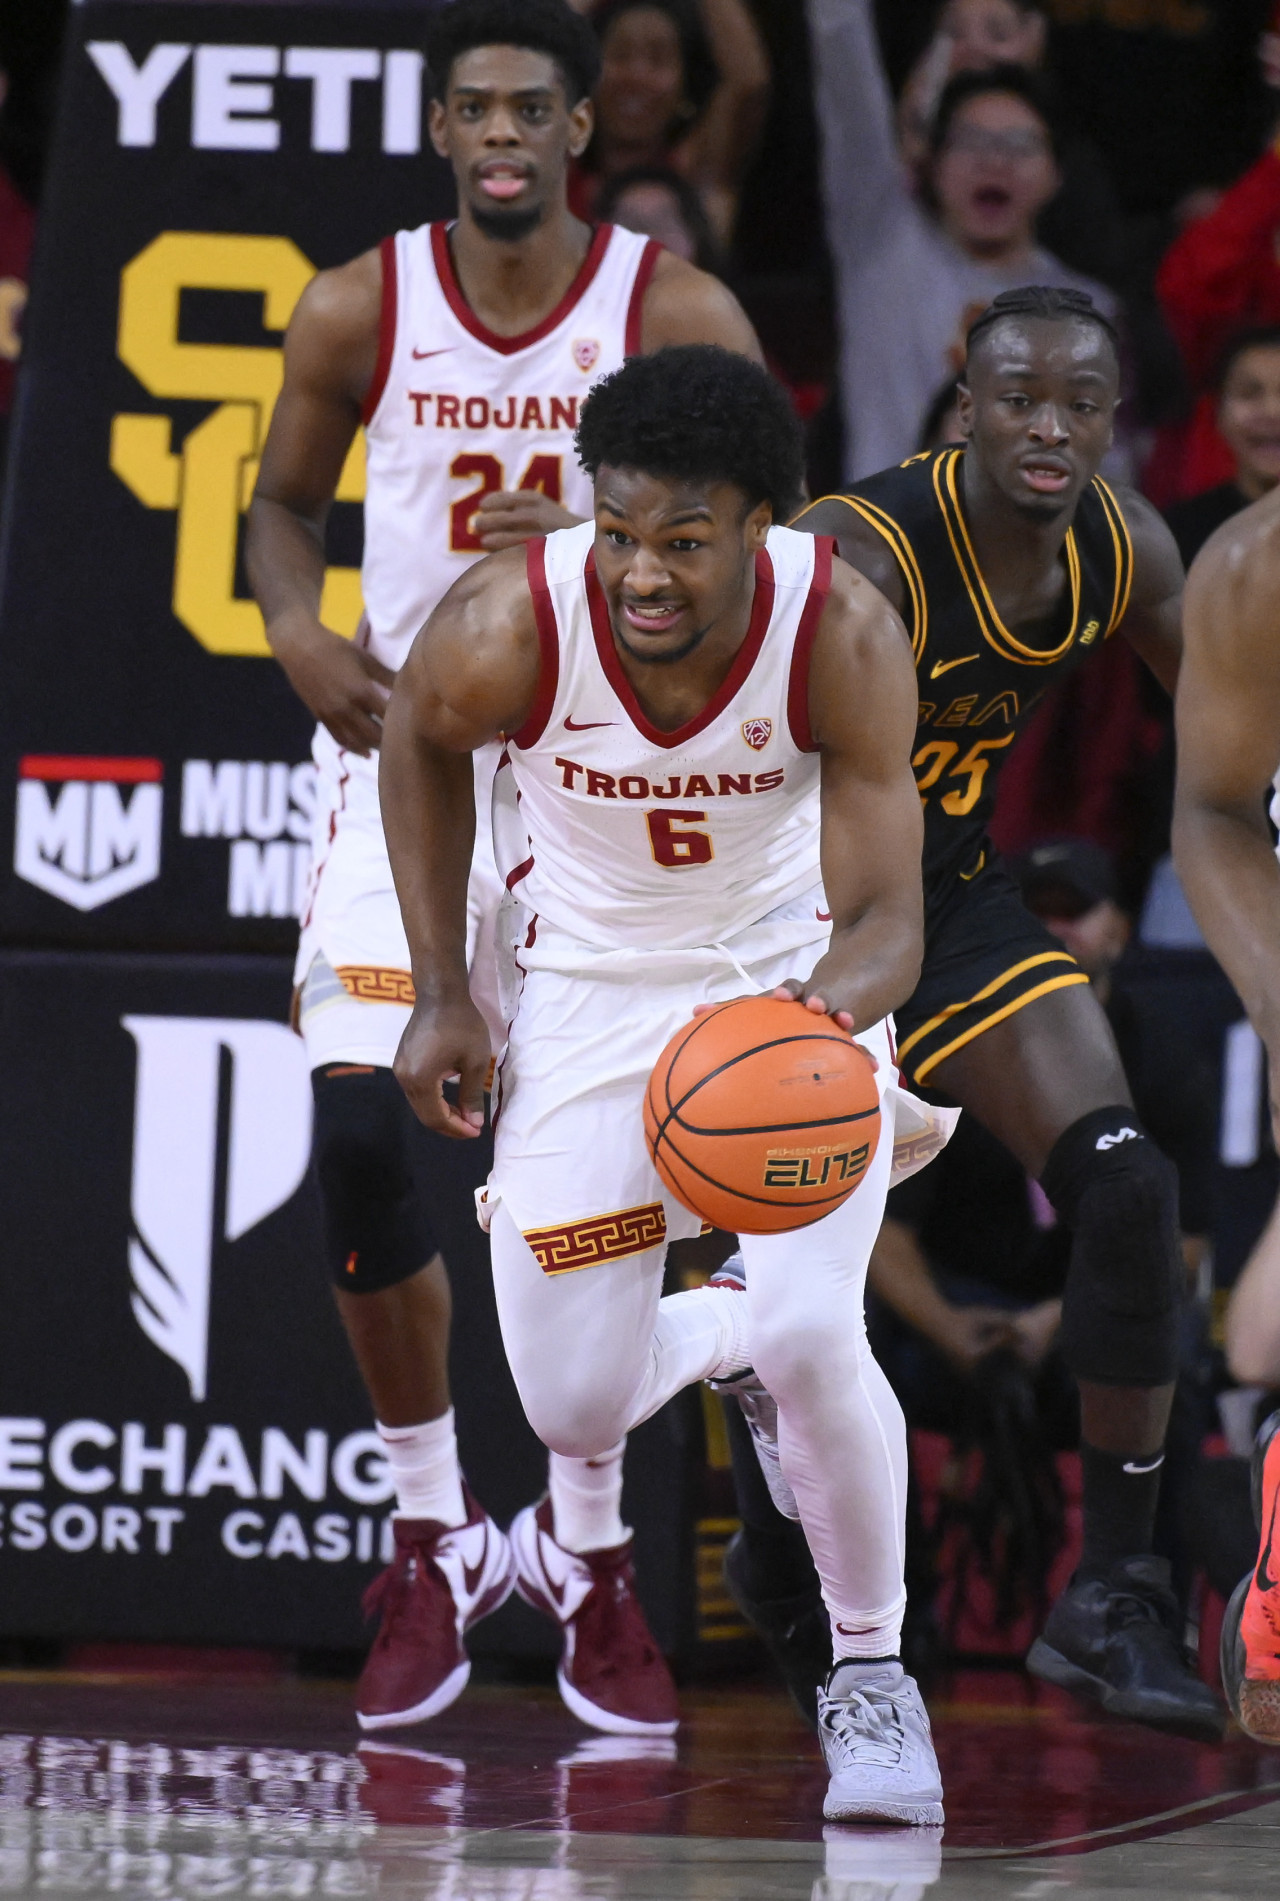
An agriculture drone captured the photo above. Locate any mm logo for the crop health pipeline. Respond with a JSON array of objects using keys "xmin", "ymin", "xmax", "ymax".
[
  {"xmin": 110, "ymin": 232, "xmax": 363, "ymax": 658},
  {"xmin": 15, "ymin": 756, "xmax": 162, "ymax": 910},
  {"xmin": 763, "ymin": 1143, "xmax": 870, "ymax": 1190}
]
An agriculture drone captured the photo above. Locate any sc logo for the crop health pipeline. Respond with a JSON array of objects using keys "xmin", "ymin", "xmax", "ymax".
[{"xmin": 110, "ymin": 231, "xmax": 363, "ymax": 657}]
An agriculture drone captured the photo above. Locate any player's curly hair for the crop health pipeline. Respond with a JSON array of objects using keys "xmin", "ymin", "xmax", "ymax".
[
  {"xmin": 425, "ymin": 0, "xmax": 602, "ymax": 105},
  {"xmin": 965, "ymin": 286, "xmax": 1120, "ymax": 363},
  {"xmin": 575, "ymin": 346, "xmax": 805, "ymax": 520}
]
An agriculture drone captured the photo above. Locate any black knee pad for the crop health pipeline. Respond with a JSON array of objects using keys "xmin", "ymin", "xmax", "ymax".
[
  {"xmin": 311, "ymin": 1066, "xmax": 437, "ymax": 1293},
  {"xmin": 1041, "ymin": 1106, "xmax": 1182, "ymax": 1387}
]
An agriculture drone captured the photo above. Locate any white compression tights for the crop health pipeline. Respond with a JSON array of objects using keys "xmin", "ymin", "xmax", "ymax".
[{"xmin": 487, "ymin": 1124, "xmax": 908, "ymax": 1659}]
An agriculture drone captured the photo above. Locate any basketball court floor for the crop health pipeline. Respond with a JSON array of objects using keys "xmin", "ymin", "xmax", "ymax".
[{"xmin": 3, "ymin": 1664, "xmax": 1278, "ymax": 1899}]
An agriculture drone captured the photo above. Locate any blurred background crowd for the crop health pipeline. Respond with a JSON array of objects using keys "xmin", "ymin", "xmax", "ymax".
[{"xmin": 4, "ymin": 0, "xmax": 1280, "ymax": 1677}]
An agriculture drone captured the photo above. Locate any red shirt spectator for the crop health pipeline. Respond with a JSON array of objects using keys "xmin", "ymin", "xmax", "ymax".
[{"xmin": 1155, "ymin": 137, "xmax": 1280, "ymax": 501}]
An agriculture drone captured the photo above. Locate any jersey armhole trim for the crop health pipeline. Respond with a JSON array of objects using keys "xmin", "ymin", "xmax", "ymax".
[
  {"xmin": 624, "ymin": 238, "xmax": 664, "ymax": 356},
  {"xmin": 786, "ymin": 537, "xmax": 835, "ymax": 752},
  {"xmin": 361, "ymin": 235, "xmax": 398, "ymax": 427},
  {"xmin": 815, "ymin": 494, "xmax": 925, "ymax": 662},
  {"xmin": 1092, "ymin": 476, "xmax": 1135, "ymax": 636},
  {"xmin": 510, "ymin": 538, "xmax": 560, "ymax": 749}
]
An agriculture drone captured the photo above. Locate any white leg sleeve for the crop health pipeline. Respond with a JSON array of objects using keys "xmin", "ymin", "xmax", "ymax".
[
  {"xmin": 741, "ymin": 1124, "xmax": 908, "ymax": 1658},
  {"xmin": 487, "ymin": 1204, "xmax": 745, "ymax": 1458}
]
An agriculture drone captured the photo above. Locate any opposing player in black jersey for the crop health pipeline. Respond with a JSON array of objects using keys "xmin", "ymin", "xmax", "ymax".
[{"xmin": 768, "ymin": 287, "xmax": 1220, "ymax": 1737}]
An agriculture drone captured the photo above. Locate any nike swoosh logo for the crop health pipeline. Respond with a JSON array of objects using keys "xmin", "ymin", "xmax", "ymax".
[
  {"xmin": 816, "ymin": 909, "xmax": 832, "ymax": 922},
  {"xmin": 929, "ymin": 654, "xmax": 980, "ymax": 679},
  {"xmin": 1122, "ymin": 1456, "xmax": 1164, "ymax": 1476},
  {"xmin": 564, "ymin": 717, "xmax": 614, "ymax": 731},
  {"xmin": 411, "ymin": 347, "xmax": 455, "ymax": 360},
  {"xmin": 1258, "ymin": 1473, "xmax": 1279, "ymax": 1593},
  {"xmin": 536, "ymin": 1535, "xmax": 582, "ymax": 1616},
  {"xmin": 460, "ymin": 1552, "xmax": 488, "ymax": 1599}
]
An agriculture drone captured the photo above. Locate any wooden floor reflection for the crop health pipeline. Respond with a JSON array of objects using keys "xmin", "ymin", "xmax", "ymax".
[{"xmin": 1, "ymin": 1665, "xmax": 1279, "ymax": 1896}]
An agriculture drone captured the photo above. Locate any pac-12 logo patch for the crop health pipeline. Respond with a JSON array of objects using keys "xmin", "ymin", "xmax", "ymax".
[
  {"xmin": 573, "ymin": 338, "xmax": 600, "ymax": 372},
  {"xmin": 742, "ymin": 718, "xmax": 773, "ymax": 752}
]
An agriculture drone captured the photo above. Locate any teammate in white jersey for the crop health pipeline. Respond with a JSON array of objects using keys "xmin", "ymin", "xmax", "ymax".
[
  {"xmin": 382, "ymin": 345, "xmax": 950, "ymax": 1825},
  {"xmin": 246, "ymin": 0, "xmax": 761, "ymax": 1738}
]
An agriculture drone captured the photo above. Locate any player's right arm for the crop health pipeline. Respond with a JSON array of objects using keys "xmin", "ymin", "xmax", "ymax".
[
  {"xmin": 1172, "ymin": 503, "xmax": 1280, "ymax": 1138},
  {"xmin": 788, "ymin": 497, "xmax": 910, "ymax": 624},
  {"xmin": 246, "ymin": 251, "xmax": 394, "ymax": 755},
  {"xmin": 379, "ymin": 549, "xmax": 540, "ymax": 1139}
]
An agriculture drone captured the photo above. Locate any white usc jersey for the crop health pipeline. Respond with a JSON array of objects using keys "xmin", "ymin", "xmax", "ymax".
[
  {"xmin": 360, "ymin": 220, "xmax": 658, "ymax": 673},
  {"xmin": 499, "ymin": 520, "xmax": 835, "ymax": 953}
]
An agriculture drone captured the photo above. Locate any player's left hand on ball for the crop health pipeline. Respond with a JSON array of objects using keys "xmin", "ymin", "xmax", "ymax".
[
  {"xmin": 474, "ymin": 489, "xmax": 583, "ymax": 550},
  {"xmin": 393, "ymin": 992, "xmax": 491, "ymax": 1139}
]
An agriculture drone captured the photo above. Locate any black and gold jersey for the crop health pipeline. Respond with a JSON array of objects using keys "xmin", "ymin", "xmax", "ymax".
[{"xmin": 838, "ymin": 446, "xmax": 1134, "ymax": 911}]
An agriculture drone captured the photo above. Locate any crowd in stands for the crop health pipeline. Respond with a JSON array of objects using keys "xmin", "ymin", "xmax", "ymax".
[{"xmin": 6, "ymin": 0, "xmax": 1280, "ymax": 1668}]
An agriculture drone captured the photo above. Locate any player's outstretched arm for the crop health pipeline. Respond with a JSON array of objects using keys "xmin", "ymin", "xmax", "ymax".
[
  {"xmin": 379, "ymin": 550, "xmax": 541, "ymax": 1138},
  {"xmin": 789, "ymin": 497, "xmax": 910, "ymax": 622},
  {"xmin": 1113, "ymin": 488, "xmax": 1185, "ymax": 694},
  {"xmin": 777, "ymin": 561, "xmax": 924, "ymax": 1031},
  {"xmin": 1173, "ymin": 502, "xmax": 1280, "ymax": 1138},
  {"xmin": 247, "ymin": 252, "xmax": 395, "ymax": 755}
]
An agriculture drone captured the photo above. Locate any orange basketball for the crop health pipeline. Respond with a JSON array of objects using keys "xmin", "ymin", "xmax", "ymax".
[{"xmin": 643, "ymin": 996, "xmax": 881, "ymax": 1234}]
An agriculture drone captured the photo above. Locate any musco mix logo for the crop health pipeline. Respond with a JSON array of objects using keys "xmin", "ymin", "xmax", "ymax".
[{"xmin": 14, "ymin": 756, "xmax": 163, "ymax": 910}]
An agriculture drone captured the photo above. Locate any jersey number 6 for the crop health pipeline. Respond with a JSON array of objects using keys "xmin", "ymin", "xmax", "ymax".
[
  {"xmin": 647, "ymin": 810, "xmax": 714, "ymax": 868},
  {"xmin": 450, "ymin": 452, "xmax": 563, "ymax": 551}
]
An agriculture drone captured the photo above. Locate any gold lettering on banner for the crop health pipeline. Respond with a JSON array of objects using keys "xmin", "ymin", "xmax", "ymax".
[
  {"xmin": 524, "ymin": 1203, "xmax": 668, "ymax": 1275},
  {"xmin": 110, "ymin": 232, "xmax": 365, "ymax": 657},
  {"xmin": 0, "ymin": 277, "xmax": 26, "ymax": 362}
]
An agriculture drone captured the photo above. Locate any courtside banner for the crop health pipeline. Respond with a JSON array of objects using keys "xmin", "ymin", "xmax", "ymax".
[
  {"xmin": 0, "ymin": 950, "xmax": 557, "ymax": 1649},
  {"xmin": 0, "ymin": 0, "xmax": 454, "ymax": 952},
  {"xmin": 0, "ymin": 952, "xmax": 693, "ymax": 1652}
]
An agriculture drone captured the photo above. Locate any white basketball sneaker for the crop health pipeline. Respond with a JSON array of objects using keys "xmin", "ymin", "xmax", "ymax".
[
  {"xmin": 819, "ymin": 1661, "xmax": 945, "ymax": 1826},
  {"xmin": 707, "ymin": 1252, "xmax": 799, "ymax": 1521}
]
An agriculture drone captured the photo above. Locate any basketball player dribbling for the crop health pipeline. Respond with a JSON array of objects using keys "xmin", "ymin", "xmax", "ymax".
[
  {"xmin": 245, "ymin": 0, "xmax": 760, "ymax": 1738},
  {"xmin": 777, "ymin": 287, "xmax": 1224, "ymax": 1739},
  {"xmin": 381, "ymin": 343, "xmax": 956, "ymax": 1825},
  {"xmin": 1173, "ymin": 487, "xmax": 1280, "ymax": 1745}
]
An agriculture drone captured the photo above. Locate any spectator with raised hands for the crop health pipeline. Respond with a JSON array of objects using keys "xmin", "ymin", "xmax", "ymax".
[
  {"xmin": 806, "ymin": 0, "xmax": 1119, "ymax": 480},
  {"xmin": 897, "ymin": 1, "xmax": 1049, "ymax": 177},
  {"xmin": 569, "ymin": 0, "xmax": 770, "ymax": 248}
]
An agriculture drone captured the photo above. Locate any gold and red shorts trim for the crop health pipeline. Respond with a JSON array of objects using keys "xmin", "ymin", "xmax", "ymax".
[
  {"xmin": 523, "ymin": 1201, "xmax": 668, "ymax": 1276},
  {"xmin": 896, "ymin": 858, "xmax": 1090, "ymax": 1088},
  {"xmin": 335, "ymin": 965, "xmax": 416, "ymax": 1005}
]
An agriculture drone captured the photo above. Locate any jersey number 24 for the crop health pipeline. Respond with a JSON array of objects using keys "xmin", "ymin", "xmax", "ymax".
[{"xmin": 450, "ymin": 452, "xmax": 563, "ymax": 551}]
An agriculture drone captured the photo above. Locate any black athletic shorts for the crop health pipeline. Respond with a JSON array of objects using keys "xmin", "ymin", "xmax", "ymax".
[{"xmin": 894, "ymin": 850, "xmax": 1090, "ymax": 1092}]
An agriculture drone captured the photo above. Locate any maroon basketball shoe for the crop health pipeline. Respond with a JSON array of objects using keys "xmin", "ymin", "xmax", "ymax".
[
  {"xmin": 510, "ymin": 1497, "xmax": 679, "ymax": 1736},
  {"xmin": 356, "ymin": 1490, "xmax": 516, "ymax": 1730}
]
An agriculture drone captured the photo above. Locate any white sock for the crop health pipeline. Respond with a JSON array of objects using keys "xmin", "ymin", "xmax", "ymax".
[
  {"xmin": 828, "ymin": 1594, "xmax": 906, "ymax": 1662},
  {"xmin": 548, "ymin": 1440, "xmax": 629, "ymax": 1553},
  {"xmin": 377, "ymin": 1411, "xmax": 467, "ymax": 1528},
  {"xmin": 670, "ymin": 1280, "xmax": 750, "ymax": 1381}
]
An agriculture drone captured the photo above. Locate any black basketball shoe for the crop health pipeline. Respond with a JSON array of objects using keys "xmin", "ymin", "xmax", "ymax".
[
  {"xmin": 1027, "ymin": 1554, "xmax": 1225, "ymax": 1740},
  {"xmin": 724, "ymin": 1528, "xmax": 832, "ymax": 1730}
]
